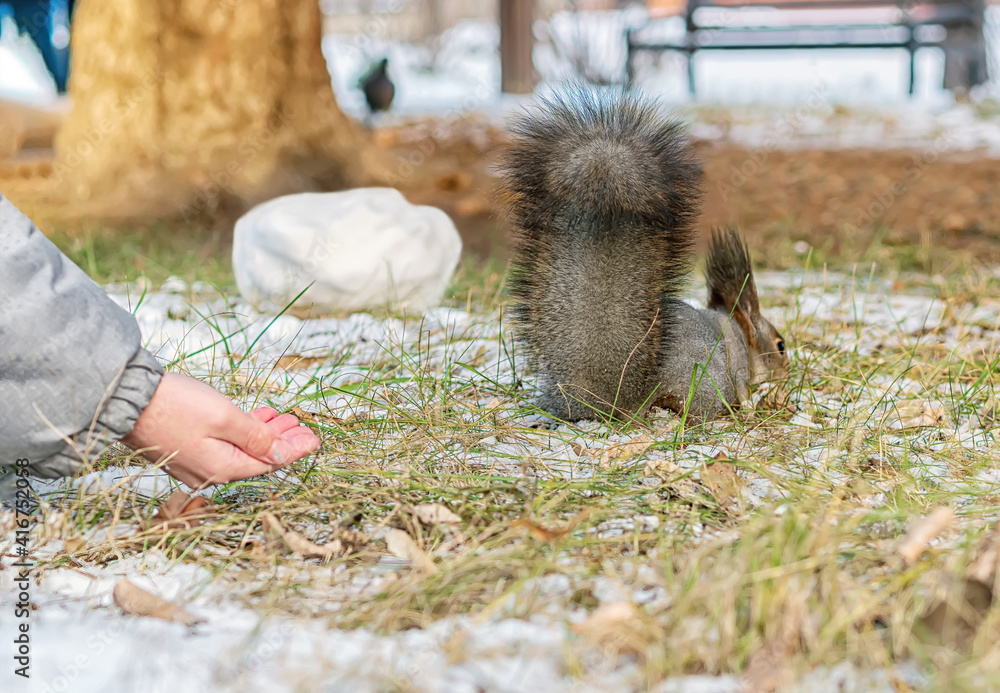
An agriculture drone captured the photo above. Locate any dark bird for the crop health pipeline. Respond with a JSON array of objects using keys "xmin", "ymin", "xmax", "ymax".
[{"xmin": 360, "ymin": 57, "xmax": 395, "ymax": 117}]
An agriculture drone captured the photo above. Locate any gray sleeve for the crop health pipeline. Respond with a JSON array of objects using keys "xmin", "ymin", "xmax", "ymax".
[{"xmin": 0, "ymin": 193, "xmax": 164, "ymax": 478}]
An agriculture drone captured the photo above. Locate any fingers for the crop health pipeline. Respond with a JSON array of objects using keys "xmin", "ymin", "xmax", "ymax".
[
  {"xmin": 250, "ymin": 407, "xmax": 280, "ymax": 423},
  {"xmin": 254, "ymin": 410, "xmax": 321, "ymax": 456},
  {"xmin": 163, "ymin": 428, "xmax": 319, "ymax": 487},
  {"xmin": 200, "ymin": 441, "xmax": 295, "ymax": 485},
  {"xmin": 136, "ymin": 374, "xmax": 322, "ymax": 489},
  {"xmin": 264, "ymin": 413, "xmax": 306, "ymax": 435},
  {"xmin": 218, "ymin": 406, "xmax": 292, "ymax": 464},
  {"xmin": 283, "ymin": 427, "xmax": 321, "ymax": 459},
  {"xmin": 219, "ymin": 406, "xmax": 320, "ymax": 465}
]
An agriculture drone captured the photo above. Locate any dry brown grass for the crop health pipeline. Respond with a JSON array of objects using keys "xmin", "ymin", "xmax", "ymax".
[{"xmin": 6, "ymin": 259, "xmax": 1000, "ymax": 691}]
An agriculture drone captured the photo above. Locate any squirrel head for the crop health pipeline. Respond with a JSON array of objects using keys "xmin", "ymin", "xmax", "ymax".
[{"xmin": 704, "ymin": 228, "xmax": 789, "ymax": 382}]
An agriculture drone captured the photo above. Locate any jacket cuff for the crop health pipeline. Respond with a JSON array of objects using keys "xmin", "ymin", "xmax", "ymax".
[
  {"xmin": 28, "ymin": 349, "xmax": 165, "ymax": 479},
  {"xmin": 97, "ymin": 347, "xmax": 165, "ymax": 444}
]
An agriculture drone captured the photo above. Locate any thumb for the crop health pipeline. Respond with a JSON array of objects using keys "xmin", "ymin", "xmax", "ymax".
[{"xmin": 220, "ymin": 409, "xmax": 294, "ymax": 465}]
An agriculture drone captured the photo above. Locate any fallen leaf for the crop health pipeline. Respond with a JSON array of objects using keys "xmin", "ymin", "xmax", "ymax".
[
  {"xmin": 385, "ymin": 528, "xmax": 437, "ymax": 574},
  {"xmin": 572, "ymin": 601, "xmax": 637, "ymax": 635},
  {"xmin": 599, "ymin": 435, "xmax": 653, "ymax": 468},
  {"xmin": 149, "ymin": 491, "xmax": 216, "ymax": 529},
  {"xmin": 113, "ymin": 579, "xmax": 204, "ymax": 627},
  {"xmin": 571, "ymin": 602, "xmax": 655, "ymax": 661},
  {"xmin": 887, "ymin": 400, "xmax": 947, "ymax": 429},
  {"xmin": 288, "ymin": 405, "xmax": 318, "ymax": 424},
  {"xmin": 154, "ymin": 491, "xmax": 204, "ymax": 520},
  {"xmin": 742, "ymin": 641, "xmax": 797, "ymax": 693},
  {"xmin": 288, "ymin": 405, "xmax": 345, "ymax": 426},
  {"xmin": 240, "ymin": 538, "xmax": 268, "ymax": 558},
  {"xmin": 260, "ymin": 511, "xmax": 342, "ymax": 560},
  {"xmin": 64, "ymin": 537, "xmax": 86, "ymax": 553},
  {"xmin": 701, "ymin": 456, "xmax": 744, "ymax": 516},
  {"xmin": 916, "ymin": 521, "xmax": 1000, "ymax": 653},
  {"xmin": 511, "ymin": 517, "xmax": 567, "ymax": 541},
  {"xmin": 646, "ymin": 459, "xmax": 700, "ymax": 498},
  {"xmin": 646, "ymin": 458, "xmax": 682, "ymax": 477},
  {"xmin": 755, "ymin": 382, "xmax": 790, "ymax": 411},
  {"xmin": 337, "ymin": 529, "xmax": 370, "ymax": 553},
  {"xmin": 898, "ymin": 506, "xmax": 954, "ymax": 565},
  {"xmin": 966, "ymin": 523, "xmax": 1000, "ymax": 584},
  {"xmin": 276, "ymin": 354, "xmax": 328, "ymax": 370},
  {"xmin": 916, "ymin": 571, "xmax": 992, "ymax": 654},
  {"xmin": 282, "ymin": 531, "xmax": 342, "ymax": 559},
  {"xmin": 413, "ymin": 503, "xmax": 461, "ymax": 527}
]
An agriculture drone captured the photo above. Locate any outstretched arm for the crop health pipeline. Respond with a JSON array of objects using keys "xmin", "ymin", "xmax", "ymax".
[{"xmin": 0, "ymin": 194, "xmax": 318, "ymax": 490}]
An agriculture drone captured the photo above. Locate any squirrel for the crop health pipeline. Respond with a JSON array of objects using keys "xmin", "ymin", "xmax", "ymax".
[{"xmin": 500, "ymin": 89, "xmax": 789, "ymax": 422}]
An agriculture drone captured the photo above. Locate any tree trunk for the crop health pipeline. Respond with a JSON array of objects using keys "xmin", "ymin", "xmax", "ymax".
[
  {"xmin": 54, "ymin": 0, "xmax": 388, "ymax": 219},
  {"xmin": 499, "ymin": 0, "xmax": 535, "ymax": 94}
]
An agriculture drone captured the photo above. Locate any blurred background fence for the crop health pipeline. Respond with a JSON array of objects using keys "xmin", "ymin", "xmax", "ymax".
[{"xmin": 318, "ymin": 0, "xmax": 999, "ymax": 98}]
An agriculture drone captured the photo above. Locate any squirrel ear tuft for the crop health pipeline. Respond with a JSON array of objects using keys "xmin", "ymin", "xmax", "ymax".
[{"xmin": 705, "ymin": 227, "xmax": 760, "ymax": 318}]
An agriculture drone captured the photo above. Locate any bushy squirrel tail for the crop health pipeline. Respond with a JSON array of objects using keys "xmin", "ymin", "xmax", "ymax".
[{"xmin": 501, "ymin": 88, "xmax": 703, "ymax": 420}]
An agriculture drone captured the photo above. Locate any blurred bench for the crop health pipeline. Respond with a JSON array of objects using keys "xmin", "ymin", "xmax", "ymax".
[{"xmin": 626, "ymin": 0, "xmax": 988, "ymax": 94}]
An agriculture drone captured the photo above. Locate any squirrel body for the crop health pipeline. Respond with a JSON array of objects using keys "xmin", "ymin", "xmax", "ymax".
[{"xmin": 501, "ymin": 89, "xmax": 787, "ymax": 422}]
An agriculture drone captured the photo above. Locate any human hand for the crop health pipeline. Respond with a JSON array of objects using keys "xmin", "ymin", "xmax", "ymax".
[{"xmin": 122, "ymin": 373, "xmax": 321, "ymax": 488}]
